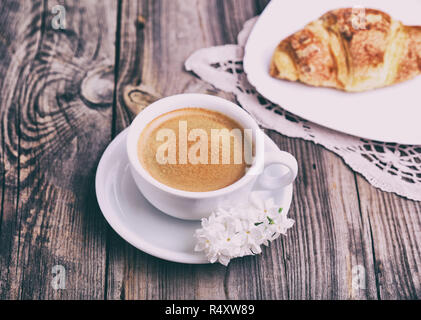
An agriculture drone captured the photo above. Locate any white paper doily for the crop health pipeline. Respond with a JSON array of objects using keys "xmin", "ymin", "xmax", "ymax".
[{"xmin": 185, "ymin": 17, "xmax": 421, "ymax": 202}]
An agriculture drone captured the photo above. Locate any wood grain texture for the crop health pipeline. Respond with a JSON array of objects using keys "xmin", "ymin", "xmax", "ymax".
[
  {"xmin": 0, "ymin": 0, "xmax": 116, "ymax": 299},
  {"xmin": 356, "ymin": 177, "xmax": 421, "ymax": 299}
]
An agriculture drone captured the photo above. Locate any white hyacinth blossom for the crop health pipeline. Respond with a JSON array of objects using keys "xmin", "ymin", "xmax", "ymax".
[{"xmin": 194, "ymin": 197, "xmax": 294, "ymax": 266}]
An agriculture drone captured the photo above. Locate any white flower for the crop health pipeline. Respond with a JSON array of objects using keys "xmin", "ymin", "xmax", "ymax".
[
  {"xmin": 242, "ymin": 226, "xmax": 264, "ymax": 254},
  {"xmin": 194, "ymin": 195, "xmax": 295, "ymax": 266}
]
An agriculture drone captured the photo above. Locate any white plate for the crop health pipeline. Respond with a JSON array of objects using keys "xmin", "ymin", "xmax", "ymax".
[
  {"xmin": 95, "ymin": 129, "xmax": 293, "ymax": 264},
  {"xmin": 244, "ymin": 0, "xmax": 421, "ymax": 144}
]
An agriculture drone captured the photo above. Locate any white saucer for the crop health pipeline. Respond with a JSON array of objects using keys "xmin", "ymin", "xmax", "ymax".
[{"xmin": 95, "ymin": 129, "xmax": 293, "ymax": 264}]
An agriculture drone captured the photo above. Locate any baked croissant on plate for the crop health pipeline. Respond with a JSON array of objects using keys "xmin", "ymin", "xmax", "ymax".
[{"xmin": 269, "ymin": 8, "xmax": 421, "ymax": 92}]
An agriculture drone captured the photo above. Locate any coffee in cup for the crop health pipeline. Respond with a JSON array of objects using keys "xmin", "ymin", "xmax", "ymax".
[{"xmin": 137, "ymin": 108, "xmax": 252, "ymax": 192}]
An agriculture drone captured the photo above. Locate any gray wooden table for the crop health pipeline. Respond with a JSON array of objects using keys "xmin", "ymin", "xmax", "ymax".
[{"xmin": 0, "ymin": 0, "xmax": 420, "ymax": 300}]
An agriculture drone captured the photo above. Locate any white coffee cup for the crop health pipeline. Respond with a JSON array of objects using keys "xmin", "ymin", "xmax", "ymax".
[{"xmin": 127, "ymin": 94, "xmax": 298, "ymax": 220}]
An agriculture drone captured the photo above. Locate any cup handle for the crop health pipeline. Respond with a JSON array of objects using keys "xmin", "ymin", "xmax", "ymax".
[{"xmin": 258, "ymin": 150, "xmax": 298, "ymax": 190}]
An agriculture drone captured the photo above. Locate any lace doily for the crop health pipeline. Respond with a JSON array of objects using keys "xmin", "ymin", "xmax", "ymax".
[{"xmin": 185, "ymin": 17, "xmax": 421, "ymax": 202}]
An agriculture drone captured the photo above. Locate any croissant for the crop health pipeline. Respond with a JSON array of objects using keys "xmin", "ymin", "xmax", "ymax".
[{"xmin": 269, "ymin": 8, "xmax": 421, "ymax": 92}]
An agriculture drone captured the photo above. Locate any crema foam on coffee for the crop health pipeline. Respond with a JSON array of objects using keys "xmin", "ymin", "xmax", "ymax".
[{"xmin": 138, "ymin": 108, "xmax": 252, "ymax": 192}]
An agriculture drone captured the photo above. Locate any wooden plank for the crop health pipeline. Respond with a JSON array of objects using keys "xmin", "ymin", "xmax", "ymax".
[
  {"xmin": 0, "ymin": 0, "xmax": 24, "ymax": 299},
  {"xmin": 0, "ymin": 0, "xmax": 117, "ymax": 299},
  {"xmin": 107, "ymin": 0, "xmax": 378, "ymax": 300},
  {"xmin": 107, "ymin": 0, "xmax": 233, "ymax": 299},
  {"xmin": 107, "ymin": 0, "xmax": 262, "ymax": 300},
  {"xmin": 356, "ymin": 177, "xmax": 421, "ymax": 299}
]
